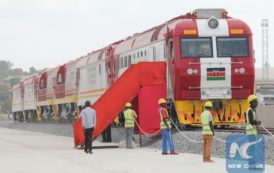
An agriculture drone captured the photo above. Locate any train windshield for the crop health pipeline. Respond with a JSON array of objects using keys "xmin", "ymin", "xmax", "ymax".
[
  {"xmin": 217, "ymin": 37, "xmax": 248, "ymax": 57},
  {"xmin": 181, "ymin": 37, "xmax": 213, "ymax": 58}
]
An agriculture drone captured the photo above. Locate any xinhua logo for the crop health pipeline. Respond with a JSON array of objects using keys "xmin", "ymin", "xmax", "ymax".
[{"xmin": 226, "ymin": 135, "xmax": 265, "ymax": 173}]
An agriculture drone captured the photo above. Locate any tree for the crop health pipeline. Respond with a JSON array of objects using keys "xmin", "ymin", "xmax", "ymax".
[
  {"xmin": 11, "ymin": 68, "xmax": 24, "ymax": 76},
  {"xmin": 0, "ymin": 84, "xmax": 10, "ymax": 101},
  {"xmin": 0, "ymin": 60, "xmax": 13, "ymax": 78},
  {"xmin": 29, "ymin": 66, "xmax": 38, "ymax": 74},
  {"xmin": 1, "ymin": 97, "xmax": 11, "ymax": 113},
  {"xmin": 9, "ymin": 77, "xmax": 21, "ymax": 87}
]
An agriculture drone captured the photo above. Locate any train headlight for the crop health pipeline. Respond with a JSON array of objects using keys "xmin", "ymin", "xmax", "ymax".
[
  {"xmin": 208, "ymin": 18, "xmax": 219, "ymax": 29},
  {"xmin": 234, "ymin": 68, "xmax": 239, "ymax": 73},
  {"xmin": 187, "ymin": 68, "xmax": 193, "ymax": 75},
  {"xmin": 239, "ymin": 67, "xmax": 245, "ymax": 74},
  {"xmin": 193, "ymin": 69, "xmax": 198, "ymax": 74},
  {"xmin": 202, "ymin": 90, "xmax": 207, "ymax": 95}
]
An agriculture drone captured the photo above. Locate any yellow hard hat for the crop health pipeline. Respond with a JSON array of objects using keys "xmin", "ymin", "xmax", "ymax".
[
  {"xmin": 158, "ymin": 98, "xmax": 167, "ymax": 105},
  {"xmin": 204, "ymin": 101, "xmax": 213, "ymax": 108},
  {"xmin": 248, "ymin": 95, "xmax": 257, "ymax": 103},
  {"xmin": 125, "ymin": 102, "xmax": 132, "ymax": 107}
]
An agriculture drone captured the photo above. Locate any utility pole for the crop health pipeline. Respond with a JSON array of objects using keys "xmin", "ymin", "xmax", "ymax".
[{"xmin": 261, "ymin": 19, "xmax": 269, "ymax": 81}]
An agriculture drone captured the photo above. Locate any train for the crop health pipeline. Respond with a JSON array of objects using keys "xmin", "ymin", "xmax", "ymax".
[{"xmin": 12, "ymin": 9, "xmax": 255, "ymax": 127}]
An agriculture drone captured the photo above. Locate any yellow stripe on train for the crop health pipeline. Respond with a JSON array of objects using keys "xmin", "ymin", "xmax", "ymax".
[{"xmin": 174, "ymin": 99, "xmax": 249, "ymax": 127}]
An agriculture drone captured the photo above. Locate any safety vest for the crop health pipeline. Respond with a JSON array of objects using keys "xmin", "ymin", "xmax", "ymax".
[
  {"xmin": 201, "ymin": 110, "xmax": 213, "ymax": 135},
  {"xmin": 245, "ymin": 108, "xmax": 258, "ymax": 135},
  {"xmin": 124, "ymin": 109, "xmax": 135, "ymax": 128},
  {"xmin": 159, "ymin": 107, "xmax": 171, "ymax": 129}
]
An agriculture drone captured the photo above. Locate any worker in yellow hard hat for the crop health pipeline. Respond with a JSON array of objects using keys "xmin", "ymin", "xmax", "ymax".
[
  {"xmin": 201, "ymin": 101, "xmax": 214, "ymax": 162},
  {"xmin": 123, "ymin": 102, "xmax": 138, "ymax": 148},
  {"xmin": 158, "ymin": 98, "xmax": 178, "ymax": 155},
  {"xmin": 246, "ymin": 95, "xmax": 261, "ymax": 135}
]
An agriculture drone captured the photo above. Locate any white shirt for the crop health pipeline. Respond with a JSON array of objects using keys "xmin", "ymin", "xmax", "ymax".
[{"xmin": 81, "ymin": 107, "xmax": 96, "ymax": 129}]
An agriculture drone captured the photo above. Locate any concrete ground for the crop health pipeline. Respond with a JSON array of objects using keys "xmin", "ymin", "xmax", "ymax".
[{"xmin": 0, "ymin": 127, "xmax": 273, "ymax": 173}]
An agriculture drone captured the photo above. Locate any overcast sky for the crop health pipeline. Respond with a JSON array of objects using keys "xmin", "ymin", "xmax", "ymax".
[{"xmin": 0, "ymin": 0, "xmax": 273, "ymax": 71}]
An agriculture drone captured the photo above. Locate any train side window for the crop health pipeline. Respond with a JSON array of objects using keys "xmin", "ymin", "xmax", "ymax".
[
  {"xmin": 137, "ymin": 52, "xmax": 140, "ymax": 58},
  {"xmin": 160, "ymin": 43, "xmax": 164, "ymax": 59},
  {"xmin": 120, "ymin": 57, "xmax": 123, "ymax": 68},
  {"xmin": 164, "ymin": 44, "xmax": 167, "ymax": 58},
  {"xmin": 99, "ymin": 64, "xmax": 101, "ymax": 75},
  {"xmin": 128, "ymin": 55, "xmax": 131, "ymax": 65},
  {"xmin": 133, "ymin": 53, "xmax": 136, "ymax": 59},
  {"xmin": 113, "ymin": 59, "xmax": 116, "ymax": 72},
  {"xmin": 153, "ymin": 47, "xmax": 156, "ymax": 61},
  {"xmin": 124, "ymin": 56, "xmax": 128, "ymax": 67},
  {"xmin": 169, "ymin": 40, "xmax": 174, "ymax": 58},
  {"xmin": 57, "ymin": 73, "xmax": 64, "ymax": 84},
  {"xmin": 144, "ymin": 50, "xmax": 147, "ymax": 56},
  {"xmin": 114, "ymin": 58, "xmax": 118, "ymax": 72},
  {"xmin": 108, "ymin": 61, "xmax": 110, "ymax": 68},
  {"xmin": 40, "ymin": 79, "xmax": 46, "ymax": 89},
  {"xmin": 141, "ymin": 51, "xmax": 143, "ymax": 57}
]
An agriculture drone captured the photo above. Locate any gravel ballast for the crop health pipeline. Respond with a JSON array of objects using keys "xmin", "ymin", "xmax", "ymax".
[{"xmin": 0, "ymin": 120, "xmax": 273, "ymax": 165}]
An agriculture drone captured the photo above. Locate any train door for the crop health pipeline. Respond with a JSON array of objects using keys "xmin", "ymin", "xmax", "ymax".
[
  {"xmin": 153, "ymin": 47, "xmax": 156, "ymax": 61},
  {"xmin": 165, "ymin": 29, "xmax": 175, "ymax": 97},
  {"xmin": 98, "ymin": 61, "xmax": 107, "ymax": 90},
  {"xmin": 105, "ymin": 47, "xmax": 115, "ymax": 86},
  {"xmin": 148, "ymin": 47, "xmax": 155, "ymax": 61}
]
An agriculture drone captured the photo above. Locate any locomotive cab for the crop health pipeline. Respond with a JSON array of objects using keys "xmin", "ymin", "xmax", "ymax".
[{"xmin": 167, "ymin": 9, "xmax": 254, "ymax": 127}]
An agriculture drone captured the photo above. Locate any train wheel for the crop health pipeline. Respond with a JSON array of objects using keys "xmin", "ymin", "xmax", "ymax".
[
  {"xmin": 220, "ymin": 125, "xmax": 226, "ymax": 129},
  {"xmin": 19, "ymin": 113, "xmax": 23, "ymax": 123}
]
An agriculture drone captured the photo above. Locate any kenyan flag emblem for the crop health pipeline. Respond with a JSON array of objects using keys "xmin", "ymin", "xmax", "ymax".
[{"xmin": 207, "ymin": 68, "xmax": 226, "ymax": 81}]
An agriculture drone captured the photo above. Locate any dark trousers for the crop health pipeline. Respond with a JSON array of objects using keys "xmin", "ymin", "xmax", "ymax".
[
  {"xmin": 84, "ymin": 127, "xmax": 94, "ymax": 152},
  {"xmin": 102, "ymin": 125, "xmax": 112, "ymax": 142}
]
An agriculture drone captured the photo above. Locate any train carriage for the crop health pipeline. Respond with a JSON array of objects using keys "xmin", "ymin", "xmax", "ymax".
[
  {"xmin": 53, "ymin": 60, "xmax": 79, "ymax": 120},
  {"xmin": 37, "ymin": 67, "xmax": 59, "ymax": 120},
  {"xmin": 77, "ymin": 49, "xmax": 108, "ymax": 106},
  {"xmin": 77, "ymin": 40, "xmax": 123, "ymax": 108},
  {"xmin": 22, "ymin": 76, "xmax": 37, "ymax": 121},
  {"xmin": 12, "ymin": 83, "xmax": 24, "ymax": 121}
]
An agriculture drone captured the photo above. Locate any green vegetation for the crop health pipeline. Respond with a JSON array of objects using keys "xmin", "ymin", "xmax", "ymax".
[{"xmin": 0, "ymin": 60, "xmax": 44, "ymax": 113}]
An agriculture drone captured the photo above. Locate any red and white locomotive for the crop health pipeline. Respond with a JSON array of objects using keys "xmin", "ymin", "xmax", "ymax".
[{"xmin": 12, "ymin": 9, "xmax": 254, "ymax": 127}]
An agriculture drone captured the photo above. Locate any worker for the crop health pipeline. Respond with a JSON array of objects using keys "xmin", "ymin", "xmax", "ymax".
[
  {"xmin": 81, "ymin": 100, "xmax": 96, "ymax": 154},
  {"xmin": 246, "ymin": 95, "xmax": 262, "ymax": 167},
  {"xmin": 123, "ymin": 102, "xmax": 137, "ymax": 148},
  {"xmin": 201, "ymin": 101, "xmax": 214, "ymax": 162},
  {"xmin": 246, "ymin": 95, "xmax": 261, "ymax": 135},
  {"xmin": 158, "ymin": 98, "xmax": 178, "ymax": 155}
]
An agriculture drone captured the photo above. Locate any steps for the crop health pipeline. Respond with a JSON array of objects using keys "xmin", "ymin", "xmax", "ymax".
[{"xmin": 73, "ymin": 62, "xmax": 166, "ymax": 146}]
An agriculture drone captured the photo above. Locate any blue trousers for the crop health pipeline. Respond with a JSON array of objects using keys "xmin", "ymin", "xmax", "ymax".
[
  {"xmin": 125, "ymin": 128, "xmax": 134, "ymax": 148},
  {"xmin": 161, "ymin": 129, "xmax": 174, "ymax": 152}
]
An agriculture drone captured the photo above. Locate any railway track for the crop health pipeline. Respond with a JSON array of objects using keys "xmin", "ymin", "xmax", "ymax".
[{"xmin": 214, "ymin": 127, "xmax": 274, "ymax": 135}]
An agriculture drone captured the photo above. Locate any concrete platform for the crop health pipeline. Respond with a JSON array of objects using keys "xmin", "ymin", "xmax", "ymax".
[{"xmin": 0, "ymin": 127, "xmax": 273, "ymax": 173}]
